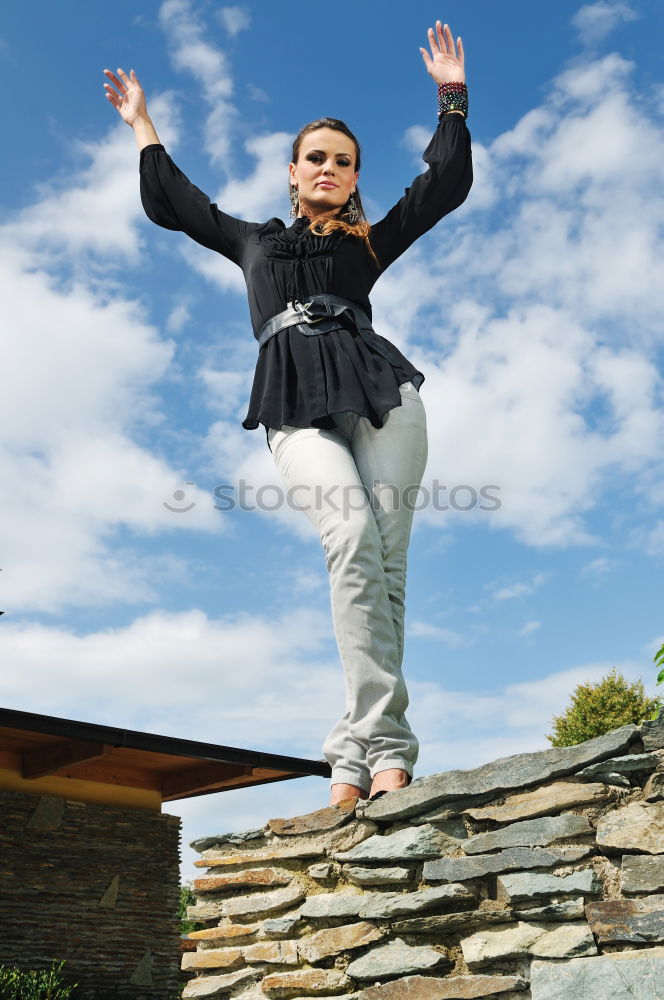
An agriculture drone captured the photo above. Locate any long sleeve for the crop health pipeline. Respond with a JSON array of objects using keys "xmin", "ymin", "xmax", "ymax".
[
  {"xmin": 139, "ymin": 143, "xmax": 263, "ymax": 266},
  {"xmin": 369, "ymin": 114, "xmax": 473, "ymax": 275}
]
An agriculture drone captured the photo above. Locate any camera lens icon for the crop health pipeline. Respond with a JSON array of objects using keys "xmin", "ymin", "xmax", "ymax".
[{"xmin": 163, "ymin": 481, "xmax": 196, "ymax": 513}]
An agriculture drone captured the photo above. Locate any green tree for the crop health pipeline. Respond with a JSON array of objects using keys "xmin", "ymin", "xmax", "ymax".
[
  {"xmin": 546, "ymin": 666, "xmax": 662, "ymax": 747},
  {"xmin": 179, "ymin": 882, "xmax": 203, "ymax": 936},
  {"xmin": 655, "ymin": 642, "xmax": 664, "ymax": 687}
]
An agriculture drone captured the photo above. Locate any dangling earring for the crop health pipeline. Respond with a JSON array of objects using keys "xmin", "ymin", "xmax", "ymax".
[
  {"xmin": 289, "ymin": 184, "xmax": 299, "ymax": 219},
  {"xmin": 346, "ymin": 192, "xmax": 359, "ymax": 224}
]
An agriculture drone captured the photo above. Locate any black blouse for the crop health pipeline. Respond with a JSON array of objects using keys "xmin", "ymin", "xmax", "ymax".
[{"xmin": 139, "ymin": 113, "xmax": 473, "ymax": 452}]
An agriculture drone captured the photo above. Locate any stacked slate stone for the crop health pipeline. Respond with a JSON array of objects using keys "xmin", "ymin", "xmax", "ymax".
[{"xmin": 183, "ymin": 710, "xmax": 664, "ymax": 999}]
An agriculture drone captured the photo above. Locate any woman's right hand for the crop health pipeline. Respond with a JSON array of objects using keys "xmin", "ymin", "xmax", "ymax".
[{"xmin": 103, "ymin": 67, "xmax": 148, "ymax": 127}]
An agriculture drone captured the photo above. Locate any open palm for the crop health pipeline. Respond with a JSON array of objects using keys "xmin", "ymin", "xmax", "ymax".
[
  {"xmin": 103, "ymin": 67, "xmax": 148, "ymax": 127},
  {"xmin": 420, "ymin": 20, "xmax": 465, "ymax": 85}
]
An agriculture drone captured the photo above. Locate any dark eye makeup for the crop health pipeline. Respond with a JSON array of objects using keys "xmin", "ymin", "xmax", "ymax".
[{"xmin": 306, "ymin": 152, "xmax": 352, "ymax": 167}]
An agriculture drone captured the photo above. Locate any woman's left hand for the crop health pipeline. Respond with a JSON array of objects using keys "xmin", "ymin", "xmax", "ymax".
[{"xmin": 420, "ymin": 20, "xmax": 465, "ymax": 85}]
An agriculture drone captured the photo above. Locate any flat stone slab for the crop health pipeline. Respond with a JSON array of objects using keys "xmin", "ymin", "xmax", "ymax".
[
  {"xmin": 596, "ymin": 801, "xmax": 664, "ymax": 853},
  {"xmin": 358, "ymin": 974, "xmax": 529, "ymax": 999},
  {"xmin": 392, "ymin": 909, "xmax": 515, "ymax": 934},
  {"xmin": 224, "ymin": 882, "xmax": 307, "ymax": 919},
  {"xmin": 267, "ymin": 799, "xmax": 357, "ymax": 837},
  {"xmin": 193, "ymin": 867, "xmax": 293, "ymax": 892},
  {"xmin": 575, "ymin": 752, "xmax": 660, "ymax": 778},
  {"xmin": 359, "ymin": 724, "xmax": 639, "ymax": 822},
  {"xmin": 461, "ymin": 920, "xmax": 597, "ymax": 970},
  {"xmin": 423, "ymin": 846, "xmax": 593, "ymax": 883},
  {"xmin": 346, "ymin": 866, "xmax": 413, "ymax": 887},
  {"xmin": 512, "ymin": 897, "xmax": 586, "ymax": 922},
  {"xmin": 530, "ymin": 946, "xmax": 664, "ymax": 999},
  {"xmin": 644, "ymin": 770, "xmax": 664, "ymax": 800},
  {"xmin": 299, "ymin": 891, "xmax": 365, "ymax": 919},
  {"xmin": 577, "ymin": 771, "xmax": 632, "ymax": 787},
  {"xmin": 196, "ymin": 820, "xmax": 378, "ymax": 869},
  {"xmin": 243, "ymin": 940, "xmax": 299, "ymax": 965},
  {"xmin": 346, "ymin": 938, "xmax": 450, "ymax": 980},
  {"xmin": 462, "ymin": 813, "xmax": 593, "ymax": 854},
  {"xmin": 298, "ymin": 921, "xmax": 383, "ymax": 963},
  {"xmin": 260, "ymin": 969, "xmax": 351, "ymax": 999},
  {"xmin": 182, "ymin": 946, "xmax": 243, "ymax": 971},
  {"xmin": 188, "ymin": 923, "xmax": 260, "ymax": 941},
  {"xmin": 496, "ymin": 868, "xmax": 601, "ymax": 903},
  {"xmin": 585, "ymin": 894, "xmax": 664, "ymax": 944},
  {"xmin": 639, "ymin": 706, "xmax": 664, "ymax": 752},
  {"xmin": 308, "ymin": 863, "xmax": 333, "ymax": 880},
  {"xmin": 260, "ymin": 915, "xmax": 302, "ymax": 938},
  {"xmin": 414, "ymin": 792, "xmax": 501, "ymax": 824},
  {"xmin": 298, "ymin": 884, "xmax": 474, "ymax": 921},
  {"xmin": 464, "ymin": 781, "xmax": 610, "ymax": 823},
  {"xmin": 358, "ymin": 884, "xmax": 476, "ymax": 920},
  {"xmin": 190, "ymin": 829, "xmax": 265, "ymax": 852},
  {"xmin": 334, "ymin": 824, "xmax": 461, "ymax": 863},
  {"xmin": 182, "ymin": 967, "xmax": 259, "ymax": 998},
  {"xmin": 621, "ymin": 854, "xmax": 664, "ymax": 893}
]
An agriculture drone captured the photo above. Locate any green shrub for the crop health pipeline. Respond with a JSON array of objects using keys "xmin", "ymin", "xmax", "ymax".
[
  {"xmin": 0, "ymin": 960, "xmax": 77, "ymax": 999},
  {"xmin": 0, "ymin": 961, "xmax": 183, "ymax": 1000},
  {"xmin": 546, "ymin": 666, "xmax": 662, "ymax": 746},
  {"xmin": 179, "ymin": 881, "xmax": 203, "ymax": 935}
]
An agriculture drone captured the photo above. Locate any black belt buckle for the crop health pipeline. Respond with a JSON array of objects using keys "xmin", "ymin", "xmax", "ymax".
[{"xmin": 292, "ymin": 298, "xmax": 331, "ymax": 325}]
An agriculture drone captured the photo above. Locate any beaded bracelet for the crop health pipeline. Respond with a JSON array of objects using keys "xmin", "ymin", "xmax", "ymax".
[{"xmin": 437, "ymin": 82, "xmax": 468, "ymax": 120}]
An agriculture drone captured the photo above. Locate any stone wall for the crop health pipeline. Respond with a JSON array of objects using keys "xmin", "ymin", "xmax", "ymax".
[
  {"xmin": 0, "ymin": 789, "xmax": 182, "ymax": 998},
  {"xmin": 184, "ymin": 710, "xmax": 664, "ymax": 999}
]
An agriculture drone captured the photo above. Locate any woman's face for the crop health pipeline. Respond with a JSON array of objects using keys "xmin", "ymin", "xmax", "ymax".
[{"xmin": 289, "ymin": 128, "xmax": 359, "ymax": 219}]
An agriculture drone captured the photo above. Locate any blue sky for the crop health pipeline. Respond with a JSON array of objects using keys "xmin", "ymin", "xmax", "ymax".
[{"xmin": 1, "ymin": 0, "xmax": 663, "ymax": 881}]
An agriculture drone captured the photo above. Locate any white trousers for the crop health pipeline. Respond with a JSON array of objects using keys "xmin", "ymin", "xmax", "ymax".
[{"xmin": 267, "ymin": 381, "xmax": 428, "ymax": 793}]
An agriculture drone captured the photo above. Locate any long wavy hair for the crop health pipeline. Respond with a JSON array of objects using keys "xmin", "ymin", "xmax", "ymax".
[{"xmin": 290, "ymin": 117, "xmax": 379, "ymax": 268}]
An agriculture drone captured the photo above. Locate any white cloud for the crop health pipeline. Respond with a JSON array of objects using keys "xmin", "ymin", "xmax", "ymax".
[
  {"xmin": 581, "ymin": 557, "xmax": 615, "ymax": 577},
  {"xmin": 247, "ymin": 84, "xmax": 270, "ymax": 103},
  {"xmin": 408, "ymin": 621, "xmax": 466, "ymax": 646},
  {"xmin": 375, "ymin": 52, "xmax": 664, "ymax": 550},
  {"xmin": 1, "ymin": 91, "xmax": 178, "ymax": 261},
  {"xmin": 0, "ymin": 608, "xmax": 339, "ymax": 749},
  {"xmin": 629, "ymin": 519, "xmax": 664, "ymax": 557},
  {"xmin": 519, "ymin": 620, "xmax": 542, "ymax": 637},
  {"xmin": 1, "ymin": 611, "xmax": 657, "ymax": 880},
  {"xmin": 218, "ymin": 131, "xmax": 293, "ymax": 220},
  {"xmin": 0, "ymin": 222, "xmax": 225, "ymax": 613},
  {"xmin": 218, "ymin": 6, "xmax": 251, "ymax": 36},
  {"xmin": 159, "ymin": 0, "xmax": 236, "ymax": 163},
  {"xmin": 486, "ymin": 573, "xmax": 548, "ymax": 603},
  {"xmin": 166, "ymin": 302, "xmax": 192, "ymax": 333},
  {"xmin": 571, "ymin": 1, "xmax": 638, "ymax": 46}
]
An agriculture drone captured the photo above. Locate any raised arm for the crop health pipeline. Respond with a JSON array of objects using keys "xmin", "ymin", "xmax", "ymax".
[
  {"xmin": 370, "ymin": 21, "xmax": 473, "ymax": 274},
  {"xmin": 103, "ymin": 66, "xmax": 260, "ymax": 265}
]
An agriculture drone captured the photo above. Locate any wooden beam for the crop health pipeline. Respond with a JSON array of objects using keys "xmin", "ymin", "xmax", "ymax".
[
  {"xmin": 161, "ymin": 762, "xmax": 253, "ymax": 799},
  {"xmin": 0, "ymin": 766, "xmax": 161, "ymax": 812},
  {"xmin": 22, "ymin": 741, "xmax": 111, "ymax": 779},
  {"xmin": 162, "ymin": 768, "xmax": 310, "ymax": 802}
]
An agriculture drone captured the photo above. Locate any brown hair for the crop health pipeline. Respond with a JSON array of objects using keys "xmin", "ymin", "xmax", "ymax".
[{"xmin": 291, "ymin": 117, "xmax": 379, "ymax": 268}]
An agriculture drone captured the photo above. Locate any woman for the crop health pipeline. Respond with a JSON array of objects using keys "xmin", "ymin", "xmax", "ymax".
[{"xmin": 104, "ymin": 19, "xmax": 472, "ymax": 806}]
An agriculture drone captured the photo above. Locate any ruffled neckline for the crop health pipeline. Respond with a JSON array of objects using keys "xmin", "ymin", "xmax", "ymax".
[{"xmin": 292, "ymin": 215, "xmax": 313, "ymax": 231}]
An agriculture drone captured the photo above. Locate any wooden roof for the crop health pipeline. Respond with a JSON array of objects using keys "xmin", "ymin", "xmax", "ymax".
[{"xmin": 0, "ymin": 707, "xmax": 331, "ymax": 808}]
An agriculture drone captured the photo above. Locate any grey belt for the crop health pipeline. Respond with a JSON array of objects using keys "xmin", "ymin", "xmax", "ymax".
[{"xmin": 255, "ymin": 294, "xmax": 405, "ymax": 369}]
